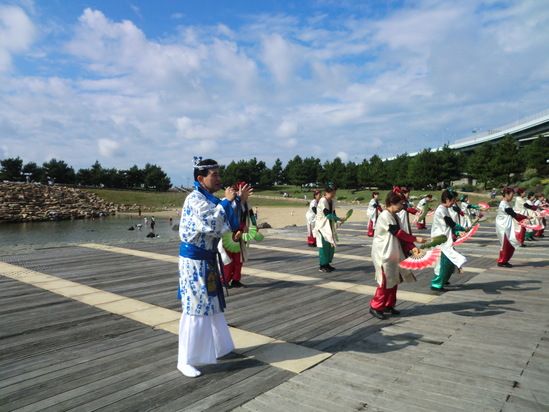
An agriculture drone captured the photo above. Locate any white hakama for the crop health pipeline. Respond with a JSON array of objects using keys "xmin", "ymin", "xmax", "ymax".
[{"xmin": 178, "ymin": 312, "xmax": 234, "ymax": 367}]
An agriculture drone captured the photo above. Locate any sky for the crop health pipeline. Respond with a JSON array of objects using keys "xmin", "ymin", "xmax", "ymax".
[{"xmin": 1, "ymin": 0, "xmax": 548, "ymax": 186}]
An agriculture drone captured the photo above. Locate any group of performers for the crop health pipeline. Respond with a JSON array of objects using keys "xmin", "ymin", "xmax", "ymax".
[
  {"xmin": 311, "ymin": 185, "xmax": 546, "ymax": 320},
  {"xmin": 177, "ymin": 154, "xmax": 547, "ymax": 378}
]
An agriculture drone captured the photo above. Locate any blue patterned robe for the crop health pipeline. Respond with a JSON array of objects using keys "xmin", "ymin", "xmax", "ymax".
[{"xmin": 178, "ymin": 183, "xmax": 239, "ymax": 316}]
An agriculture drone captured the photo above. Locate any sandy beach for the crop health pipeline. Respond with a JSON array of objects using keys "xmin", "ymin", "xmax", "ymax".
[{"xmin": 139, "ymin": 204, "xmax": 362, "ymax": 230}]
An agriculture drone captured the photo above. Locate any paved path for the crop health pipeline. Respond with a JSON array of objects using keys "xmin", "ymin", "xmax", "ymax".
[{"xmin": 0, "ymin": 221, "xmax": 547, "ymax": 411}]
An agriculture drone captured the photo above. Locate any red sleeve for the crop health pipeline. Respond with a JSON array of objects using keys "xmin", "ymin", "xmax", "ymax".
[
  {"xmin": 395, "ymin": 229, "xmax": 416, "ymax": 248},
  {"xmin": 407, "ymin": 207, "xmax": 419, "ymax": 214},
  {"xmin": 515, "ymin": 213, "xmax": 528, "ymax": 221}
]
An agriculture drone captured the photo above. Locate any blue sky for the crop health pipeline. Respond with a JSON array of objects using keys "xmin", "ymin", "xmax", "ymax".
[{"xmin": 1, "ymin": 0, "xmax": 548, "ymax": 186}]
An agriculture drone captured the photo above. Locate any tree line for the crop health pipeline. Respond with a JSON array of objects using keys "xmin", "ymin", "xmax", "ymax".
[
  {"xmin": 221, "ymin": 135, "xmax": 548, "ymax": 190},
  {"xmin": 0, "ymin": 158, "xmax": 171, "ymax": 191},
  {"xmin": 1, "ymin": 134, "xmax": 547, "ymax": 191}
]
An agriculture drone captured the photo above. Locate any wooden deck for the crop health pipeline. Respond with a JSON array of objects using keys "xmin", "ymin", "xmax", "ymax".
[{"xmin": 1, "ymin": 221, "xmax": 548, "ymax": 411}]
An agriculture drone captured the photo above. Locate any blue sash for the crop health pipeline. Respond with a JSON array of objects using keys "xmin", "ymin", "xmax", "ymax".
[{"xmin": 178, "ymin": 241, "xmax": 227, "ymax": 311}]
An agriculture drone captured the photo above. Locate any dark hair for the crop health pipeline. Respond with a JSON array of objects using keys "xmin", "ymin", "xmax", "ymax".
[
  {"xmin": 193, "ymin": 158, "xmax": 218, "ymax": 180},
  {"xmin": 441, "ymin": 189, "xmax": 456, "ymax": 203},
  {"xmin": 515, "ymin": 187, "xmax": 526, "ymax": 195},
  {"xmin": 527, "ymin": 191, "xmax": 535, "ymax": 198},
  {"xmin": 502, "ymin": 187, "xmax": 514, "ymax": 196},
  {"xmin": 372, "ymin": 191, "xmax": 379, "ymax": 197},
  {"xmin": 325, "ymin": 182, "xmax": 337, "ymax": 193},
  {"xmin": 425, "ymin": 194, "xmax": 433, "ymax": 199},
  {"xmin": 385, "ymin": 191, "xmax": 404, "ymax": 207}
]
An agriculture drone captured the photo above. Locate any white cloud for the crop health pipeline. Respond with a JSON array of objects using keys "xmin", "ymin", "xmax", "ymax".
[
  {"xmin": 98, "ymin": 138, "xmax": 123, "ymax": 157},
  {"xmin": 0, "ymin": 5, "xmax": 35, "ymax": 71},
  {"xmin": 175, "ymin": 116, "xmax": 220, "ymax": 140},
  {"xmin": 275, "ymin": 120, "xmax": 299, "ymax": 137}
]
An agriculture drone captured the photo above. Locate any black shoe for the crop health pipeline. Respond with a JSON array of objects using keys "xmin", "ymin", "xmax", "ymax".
[
  {"xmin": 307, "ymin": 243, "xmax": 317, "ymax": 247},
  {"xmin": 223, "ymin": 282, "xmax": 233, "ymax": 289},
  {"xmin": 520, "ymin": 243, "xmax": 526, "ymax": 247},
  {"xmin": 497, "ymin": 262, "xmax": 513, "ymax": 268},
  {"xmin": 319, "ymin": 265, "xmax": 332, "ymax": 273},
  {"xmin": 326, "ymin": 264, "xmax": 336, "ymax": 271},
  {"xmin": 230, "ymin": 280, "xmax": 247, "ymax": 288},
  {"xmin": 384, "ymin": 307, "xmax": 401, "ymax": 316},
  {"xmin": 430, "ymin": 287, "xmax": 447, "ymax": 292},
  {"xmin": 369, "ymin": 307, "xmax": 386, "ymax": 320},
  {"xmin": 445, "ymin": 282, "xmax": 450, "ymax": 286}
]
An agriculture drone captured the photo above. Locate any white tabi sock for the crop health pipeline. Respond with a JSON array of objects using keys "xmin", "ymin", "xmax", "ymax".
[{"xmin": 178, "ymin": 364, "xmax": 201, "ymax": 378}]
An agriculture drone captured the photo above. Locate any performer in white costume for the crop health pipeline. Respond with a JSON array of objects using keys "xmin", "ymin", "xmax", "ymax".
[
  {"xmin": 366, "ymin": 191, "xmax": 382, "ymax": 237},
  {"xmin": 513, "ymin": 188, "xmax": 529, "ymax": 247},
  {"xmin": 306, "ymin": 190, "xmax": 321, "ymax": 246},
  {"xmin": 369, "ymin": 192, "xmax": 427, "ymax": 319},
  {"xmin": 177, "ymin": 157, "xmax": 251, "ymax": 378},
  {"xmin": 496, "ymin": 187, "xmax": 528, "ymax": 268},
  {"xmin": 459, "ymin": 195, "xmax": 480, "ymax": 228},
  {"xmin": 430, "ymin": 189, "xmax": 467, "ymax": 292},
  {"xmin": 415, "ymin": 194, "xmax": 433, "ymax": 230},
  {"xmin": 315, "ymin": 183, "xmax": 346, "ymax": 272},
  {"xmin": 395, "ymin": 187, "xmax": 418, "ymax": 235}
]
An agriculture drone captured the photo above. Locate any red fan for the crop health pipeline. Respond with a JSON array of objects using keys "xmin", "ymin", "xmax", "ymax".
[
  {"xmin": 426, "ymin": 210, "xmax": 435, "ymax": 217},
  {"xmin": 453, "ymin": 224, "xmax": 480, "ymax": 245},
  {"xmin": 518, "ymin": 221, "xmax": 543, "ymax": 231},
  {"xmin": 539, "ymin": 210, "xmax": 549, "ymax": 217},
  {"xmin": 399, "ymin": 248, "xmax": 441, "ymax": 270},
  {"xmin": 478, "ymin": 202, "xmax": 489, "ymax": 210}
]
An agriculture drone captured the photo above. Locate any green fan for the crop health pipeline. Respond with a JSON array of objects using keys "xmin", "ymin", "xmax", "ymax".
[
  {"xmin": 242, "ymin": 226, "xmax": 264, "ymax": 242},
  {"xmin": 340, "ymin": 209, "xmax": 353, "ymax": 225},
  {"xmin": 419, "ymin": 235, "xmax": 447, "ymax": 249},
  {"xmin": 222, "ymin": 231, "xmax": 241, "ymax": 252},
  {"xmin": 417, "ymin": 205, "xmax": 431, "ymax": 222}
]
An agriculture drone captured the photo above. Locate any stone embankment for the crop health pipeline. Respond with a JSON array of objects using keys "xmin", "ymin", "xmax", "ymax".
[{"xmin": 0, "ymin": 182, "xmax": 118, "ymax": 223}]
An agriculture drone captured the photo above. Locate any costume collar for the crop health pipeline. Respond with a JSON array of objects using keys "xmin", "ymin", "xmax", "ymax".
[{"xmin": 194, "ymin": 181, "xmax": 220, "ymax": 205}]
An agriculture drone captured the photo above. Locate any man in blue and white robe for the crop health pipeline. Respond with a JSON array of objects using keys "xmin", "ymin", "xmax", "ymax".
[{"xmin": 177, "ymin": 157, "xmax": 252, "ymax": 378}]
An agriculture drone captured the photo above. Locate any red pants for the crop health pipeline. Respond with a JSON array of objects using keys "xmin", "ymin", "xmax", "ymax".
[
  {"xmin": 516, "ymin": 226, "xmax": 526, "ymax": 244},
  {"xmin": 223, "ymin": 251, "xmax": 243, "ymax": 283},
  {"xmin": 367, "ymin": 220, "xmax": 375, "ymax": 236},
  {"xmin": 307, "ymin": 230, "xmax": 316, "ymax": 246},
  {"xmin": 497, "ymin": 235, "xmax": 515, "ymax": 264},
  {"xmin": 417, "ymin": 220, "xmax": 426, "ymax": 229},
  {"xmin": 370, "ymin": 270, "xmax": 398, "ymax": 310}
]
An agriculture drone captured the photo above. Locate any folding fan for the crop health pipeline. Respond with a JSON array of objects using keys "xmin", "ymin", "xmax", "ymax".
[
  {"xmin": 426, "ymin": 210, "xmax": 436, "ymax": 217},
  {"xmin": 418, "ymin": 206, "xmax": 431, "ymax": 221},
  {"xmin": 221, "ymin": 231, "xmax": 241, "ymax": 252},
  {"xmin": 419, "ymin": 235, "xmax": 447, "ymax": 250},
  {"xmin": 339, "ymin": 209, "xmax": 353, "ymax": 225},
  {"xmin": 453, "ymin": 223, "xmax": 480, "ymax": 246},
  {"xmin": 399, "ymin": 248, "xmax": 441, "ymax": 270},
  {"xmin": 518, "ymin": 221, "xmax": 543, "ymax": 231},
  {"xmin": 242, "ymin": 226, "xmax": 264, "ymax": 242},
  {"xmin": 478, "ymin": 203, "xmax": 490, "ymax": 210}
]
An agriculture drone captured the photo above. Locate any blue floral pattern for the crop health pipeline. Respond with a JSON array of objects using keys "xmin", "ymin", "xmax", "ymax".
[{"xmin": 178, "ymin": 189, "xmax": 232, "ymax": 315}]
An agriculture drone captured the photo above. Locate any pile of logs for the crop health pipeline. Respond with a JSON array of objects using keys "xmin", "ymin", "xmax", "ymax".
[{"xmin": 0, "ymin": 182, "xmax": 118, "ymax": 223}]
